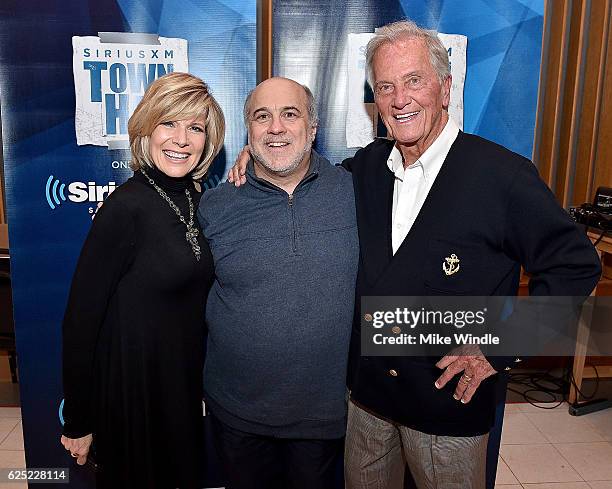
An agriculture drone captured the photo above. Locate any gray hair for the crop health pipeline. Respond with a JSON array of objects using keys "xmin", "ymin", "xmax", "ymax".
[
  {"xmin": 243, "ymin": 82, "xmax": 319, "ymax": 128},
  {"xmin": 365, "ymin": 20, "xmax": 451, "ymax": 89}
]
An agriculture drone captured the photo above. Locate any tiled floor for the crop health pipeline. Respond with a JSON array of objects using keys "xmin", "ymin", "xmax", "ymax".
[
  {"xmin": 0, "ymin": 403, "xmax": 609, "ymax": 489},
  {"xmin": 0, "ymin": 407, "xmax": 26, "ymax": 489},
  {"xmin": 497, "ymin": 402, "xmax": 612, "ymax": 489}
]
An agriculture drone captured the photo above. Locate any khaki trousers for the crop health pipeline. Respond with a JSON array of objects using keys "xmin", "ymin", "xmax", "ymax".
[{"xmin": 345, "ymin": 400, "xmax": 488, "ymax": 489}]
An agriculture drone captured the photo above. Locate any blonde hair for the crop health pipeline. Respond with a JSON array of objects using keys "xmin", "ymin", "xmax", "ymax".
[{"xmin": 128, "ymin": 72, "xmax": 225, "ymax": 180}]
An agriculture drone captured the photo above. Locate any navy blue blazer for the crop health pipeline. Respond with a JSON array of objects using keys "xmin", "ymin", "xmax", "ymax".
[{"xmin": 343, "ymin": 131, "xmax": 601, "ymax": 436}]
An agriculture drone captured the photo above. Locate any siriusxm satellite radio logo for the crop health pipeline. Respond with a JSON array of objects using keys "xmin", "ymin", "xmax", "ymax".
[
  {"xmin": 72, "ymin": 33, "xmax": 188, "ymax": 149},
  {"xmin": 45, "ymin": 175, "xmax": 116, "ymax": 210}
]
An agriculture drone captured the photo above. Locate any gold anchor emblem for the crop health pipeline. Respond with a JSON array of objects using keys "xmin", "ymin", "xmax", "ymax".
[{"xmin": 442, "ymin": 253, "xmax": 460, "ymax": 276}]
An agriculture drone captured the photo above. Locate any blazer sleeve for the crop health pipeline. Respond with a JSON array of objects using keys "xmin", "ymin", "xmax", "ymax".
[
  {"xmin": 61, "ymin": 196, "xmax": 136, "ymax": 438},
  {"xmin": 341, "ymin": 156, "xmax": 355, "ymax": 173},
  {"xmin": 503, "ymin": 161, "xmax": 601, "ymax": 296},
  {"xmin": 487, "ymin": 162, "xmax": 601, "ymax": 374}
]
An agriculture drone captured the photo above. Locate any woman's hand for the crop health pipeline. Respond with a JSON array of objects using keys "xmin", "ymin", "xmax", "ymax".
[
  {"xmin": 226, "ymin": 146, "xmax": 250, "ymax": 186},
  {"xmin": 61, "ymin": 434, "xmax": 93, "ymax": 466}
]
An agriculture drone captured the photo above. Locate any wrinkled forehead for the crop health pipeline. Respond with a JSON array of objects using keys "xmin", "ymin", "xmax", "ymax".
[
  {"xmin": 373, "ymin": 37, "xmax": 432, "ymax": 76},
  {"xmin": 249, "ymin": 79, "xmax": 308, "ymax": 114}
]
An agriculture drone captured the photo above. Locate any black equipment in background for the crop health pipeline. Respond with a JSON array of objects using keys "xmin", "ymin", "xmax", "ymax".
[{"xmin": 569, "ymin": 187, "xmax": 612, "ymax": 231}]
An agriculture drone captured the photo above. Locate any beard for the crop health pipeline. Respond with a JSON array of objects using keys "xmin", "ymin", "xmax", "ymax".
[{"xmin": 250, "ymin": 138, "xmax": 312, "ymax": 176}]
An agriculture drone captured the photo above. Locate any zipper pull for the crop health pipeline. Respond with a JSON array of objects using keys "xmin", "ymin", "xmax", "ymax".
[{"xmin": 288, "ymin": 194, "xmax": 294, "ymax": 206}]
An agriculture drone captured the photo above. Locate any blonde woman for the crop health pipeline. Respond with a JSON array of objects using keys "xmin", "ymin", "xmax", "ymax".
[{"xmin": 61, "ymin": 72, "xmax": 224, "ymax": 488}]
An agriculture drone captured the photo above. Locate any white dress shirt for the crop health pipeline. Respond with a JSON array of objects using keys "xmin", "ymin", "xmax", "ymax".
[{"xmin": 388, "ymin": 117, "xmax": 459, "ymax": 254}]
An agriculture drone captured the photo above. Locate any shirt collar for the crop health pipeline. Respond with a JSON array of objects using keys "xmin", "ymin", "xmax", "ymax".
[{"xmin": 386, "ymin": 117, "xmax": 459, "ymax": 182}]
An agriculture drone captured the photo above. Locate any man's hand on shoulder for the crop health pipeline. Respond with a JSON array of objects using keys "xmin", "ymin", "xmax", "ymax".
[{"xmin": 227, "ymin": 145, "xmax": 249, "ymax": 187}]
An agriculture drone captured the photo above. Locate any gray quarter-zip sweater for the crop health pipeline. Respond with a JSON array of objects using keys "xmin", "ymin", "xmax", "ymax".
[{"xmin": 198, "ymin": 150, "xmax": 359, "ymax": 438}]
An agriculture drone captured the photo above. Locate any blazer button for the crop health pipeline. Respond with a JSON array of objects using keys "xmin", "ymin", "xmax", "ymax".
[
  {"xmin": 389, "ymin": 369, "xmax": 398, "ymax": 377},
  {"xmin": 392, "ymin": 326, "xmax": 401, "ymax": 334}
]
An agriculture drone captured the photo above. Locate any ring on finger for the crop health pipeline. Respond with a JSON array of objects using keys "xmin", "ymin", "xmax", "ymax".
[
  {"xmin": 461, "ymin": 374, "xmax": 473, "ymax": 384},
  {"xmin": 71, "ymin": 452, "xmax": 78, "ymax": 458}
]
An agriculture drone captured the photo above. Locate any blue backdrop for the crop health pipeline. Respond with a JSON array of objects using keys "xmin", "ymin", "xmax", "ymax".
[
  {"xmin": 1, "ymin": 0, "xmax": 544, "ymax": 487},
  {"xmin": 272, "ymin": 2, "xmax": 544, "ymax": 488},
  {"xmin": 0, "ymin": 1, "xmax": 255, "ymax": 487},
  {"xmin": 273, "ymin": 0, "xmax": 544, "ymax": 164}
]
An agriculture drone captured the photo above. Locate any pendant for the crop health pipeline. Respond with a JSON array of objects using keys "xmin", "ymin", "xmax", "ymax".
[
  {"xmin": 185, "ymin": 226, "xmax": 201, "ymax": 261},
  {"xmin": 186, "ymin": 227, "xmax": 199, "ymax": 242}
]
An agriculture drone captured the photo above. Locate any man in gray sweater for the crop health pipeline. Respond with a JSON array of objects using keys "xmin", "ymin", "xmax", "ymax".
[{"xmin": 198, "ymin": 77, "xmax": 358, "ymax": 489}]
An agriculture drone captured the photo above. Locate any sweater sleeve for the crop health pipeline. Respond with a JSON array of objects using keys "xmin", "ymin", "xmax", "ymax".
[{"xmin": 62, "ymin": 195, "xmax": 136, "ymax": 438}]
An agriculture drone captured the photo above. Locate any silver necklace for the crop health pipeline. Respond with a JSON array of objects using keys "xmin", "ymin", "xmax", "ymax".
[{"xmin": 140, "ymin": 168, "xmax": 201, "ymax": 261}]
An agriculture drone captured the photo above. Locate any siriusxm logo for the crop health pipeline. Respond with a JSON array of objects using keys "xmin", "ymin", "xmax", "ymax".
[
  {"xmin": 58, "ymin": 399, "xmax": 65, "ymax": 426},
  {"xmin": 45, "ymin": 175, "xmax": 116, "ymax": 210}
]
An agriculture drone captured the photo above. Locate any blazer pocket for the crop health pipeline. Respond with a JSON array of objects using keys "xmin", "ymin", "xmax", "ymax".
[{"xmin": 424, "ymin": 238, "xmax": 484, "ymax": 295}]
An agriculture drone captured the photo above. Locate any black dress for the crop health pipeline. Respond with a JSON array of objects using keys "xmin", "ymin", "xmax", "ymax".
[{"xmin": 62, "ymin": 166, "xmax": 214, "ymax": 488}]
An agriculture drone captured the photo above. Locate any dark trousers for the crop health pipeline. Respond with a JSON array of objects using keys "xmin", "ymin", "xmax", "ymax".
[{"xmin": 210, "ymin": 414, "xmax": 343, "ymax": 489}]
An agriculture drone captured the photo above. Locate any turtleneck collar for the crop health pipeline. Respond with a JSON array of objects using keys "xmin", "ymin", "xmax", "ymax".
[{"xmin": 137, "ymin": 164, "xmax": 193, "ymax": 193}]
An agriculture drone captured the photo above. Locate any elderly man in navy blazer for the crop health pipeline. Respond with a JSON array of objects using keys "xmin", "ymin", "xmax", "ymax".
[
  {"xmin": 341, "ymin": 19, "xmax": 601, "ymax": 489},
  {"xmin": 227, "ymin": 19, "xmax": 601, "ymax": 489}
]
